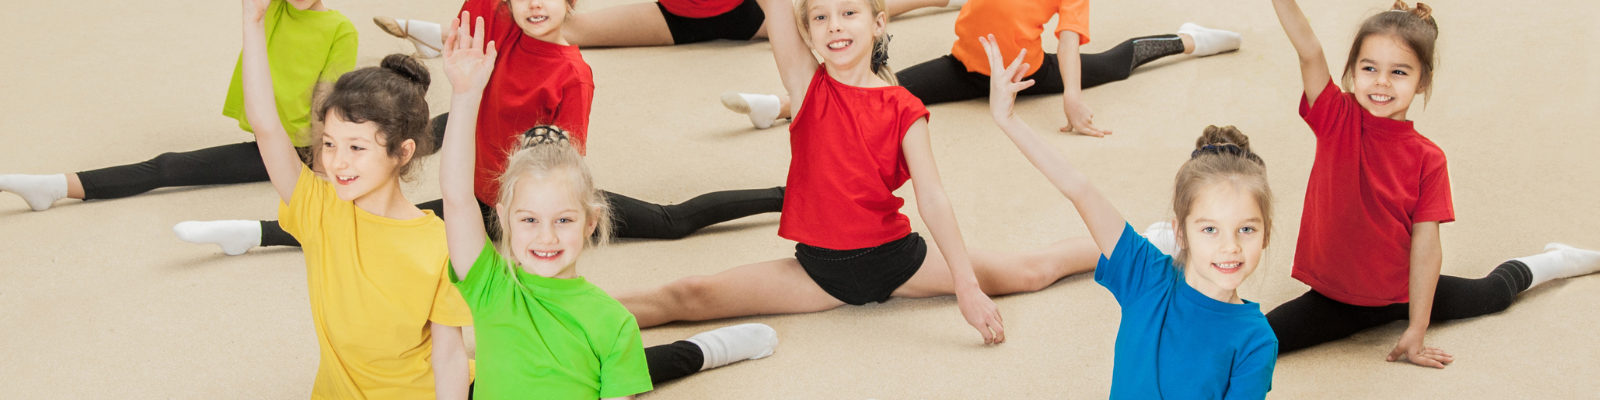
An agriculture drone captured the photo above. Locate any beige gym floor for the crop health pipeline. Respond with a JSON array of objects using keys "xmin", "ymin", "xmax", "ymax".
[{"xmin": 3, "ymin": 0, "xmax": 1597, "ymax": 398}]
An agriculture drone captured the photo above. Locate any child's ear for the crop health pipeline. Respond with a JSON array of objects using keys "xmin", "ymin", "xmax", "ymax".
[
  {"xmin": 584, "ymin": 206, "xmax": 601, "ymax": 237},
  {"xmin": 1171, "ymin": 219, "xmax": 1185, "ymax": 251},
  {"xmin": 398, "ymin": 138, "xmax": 417, "ymax": 165}
]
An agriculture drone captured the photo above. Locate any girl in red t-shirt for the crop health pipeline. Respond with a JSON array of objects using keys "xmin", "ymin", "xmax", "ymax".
[
  {"xmin": 371, "ymin": 0, "xmax": 957, "ymax": 53},
  {"xmin": 613, "ymin": 0, "xmax": 1107, "ymax": 345},
  {"xmin": 721, "ymin": 0, "xmax": 1243, "ymax": 131},
  {"xmin": 181, "ymin": 0, "xmax": 788, "ymax": 255},
  {"xmin": 1268, "ymin": 0, "xmax": 1600, "ymax": 367}
]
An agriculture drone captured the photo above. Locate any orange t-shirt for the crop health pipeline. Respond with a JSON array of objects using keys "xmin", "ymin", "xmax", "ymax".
[{"xmin": 950, "ymin": 0, "xmax": 1090, "ymax": 76}]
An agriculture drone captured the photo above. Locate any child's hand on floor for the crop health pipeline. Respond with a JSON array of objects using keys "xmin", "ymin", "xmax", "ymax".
[
  {"xmin": 1061, "ymin": 98, "xmax": 1110, "ymax": 137},
  {"xmin": 1386, "ymin": 326, "xmax": 1454, "ymax": 368}
]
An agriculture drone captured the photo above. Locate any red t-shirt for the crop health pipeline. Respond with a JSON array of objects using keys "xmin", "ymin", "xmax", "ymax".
[
  {"xmin": 777, "ymin": 67, "xmax": 930, "ymax": 250},
  {"xmin": 462, "ymin": 0, "xmax": 595, "ymax": 204},
  {"xmin": 1292, "ymin": 79, "xmax": 1454, "ymax": 306},
  {"xmin": 658, "ymin": 0, "xmax": 743, "ymax": 19}
]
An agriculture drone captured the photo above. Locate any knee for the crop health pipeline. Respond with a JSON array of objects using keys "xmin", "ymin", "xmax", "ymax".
[
  {"xmin": 663, "ymin": 275, "xmax": 717, "ymax": 314},
  {"xmin": 1018, "ymin": 260, "xmax": 1060, "ymax": 292}
]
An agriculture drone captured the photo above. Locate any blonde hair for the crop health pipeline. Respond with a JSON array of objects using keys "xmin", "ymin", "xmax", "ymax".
[
  {"xmin": 1171, "ymin": 125, "xmax": 1272, "ymax": 267},
  {"xmin": 493, "ymin": 125, "xmax": 611, "ymax": 278},
  {"xmin": 793, "ymin": 0, "xmax": 898, "ymax": 85},
  {"xmin": 1342, "ymin": 1, "xmax": 1440, "ymax": 104}
]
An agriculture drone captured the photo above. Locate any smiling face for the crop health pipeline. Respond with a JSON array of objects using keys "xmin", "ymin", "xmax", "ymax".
[
  {"xmin": 497, "ymin": 170, "xmax": 597, "ymax": 278},
  {"xmin": 801, "ymin": 0, "xmax": 886, "ymax": 73},
  {"xmin": 506, "ymin": 0, "xmax": 570, "ymax": 44},
  {"xmin": 318, "ymin": 111, "xmax": 412, "ymax": 203},
  {"xmin": 1177, "ymin": 181, "xmax": 1267, "ymax": 304},
  {"xmin": 1349, "ymin": 34, "xmax": 1425, "ymax": 120}
]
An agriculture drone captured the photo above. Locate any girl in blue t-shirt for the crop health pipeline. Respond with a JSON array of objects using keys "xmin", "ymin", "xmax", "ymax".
[{"xmin": 980, "ymin": 35, "xmax": 1278, "ymax": 398}]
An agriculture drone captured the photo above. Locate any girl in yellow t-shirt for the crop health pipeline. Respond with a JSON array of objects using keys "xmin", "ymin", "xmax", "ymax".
[{"xmin": 237, "ymin": 1, "xmax": 473, "ymax": 398}]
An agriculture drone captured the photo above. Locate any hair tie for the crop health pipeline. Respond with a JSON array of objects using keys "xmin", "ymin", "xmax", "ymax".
[
  {"xmin": 871, "ymin": 34, "xmax": 892, "ymax": 72},
  {"xmin": 1191, "ymin": 143, "xmax": 1266, "ymax": 166},
  {"xmin": 521, "ymin": 125, "xmax": 571, "ymax": 149}
]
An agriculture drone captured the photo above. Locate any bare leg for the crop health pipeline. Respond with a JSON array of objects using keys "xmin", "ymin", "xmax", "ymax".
[
  {"xmin": 616, "ymin": 258, "xmax": 846, "ymax": 328},
  {"xmin": 1178, "ymin": 33, "xmax": 1195, "ymax": 54},
  {"xmin": 563, "ymin": 2, "xmax": 675, "ymax": 47},
  {"xmin": 893, "ymin": 237, "xmax": 1101, "ymax": 298},
  {"xmin": 65, "ymin": 173, "xmax": 85, "ymax": 199}
]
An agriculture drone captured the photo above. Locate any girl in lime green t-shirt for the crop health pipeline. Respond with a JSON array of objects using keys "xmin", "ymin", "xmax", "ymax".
[
  {"xmin": 0, "ymin": 0, "xmax": 355, "ymax": 216},
  {"xmin": 436, "ymin": 14, "xmax": 776, "ymax": 398}
]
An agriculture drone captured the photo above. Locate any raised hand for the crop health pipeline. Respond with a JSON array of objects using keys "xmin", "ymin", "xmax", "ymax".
[
  {"xmin": 241, "ymin": 0, "xmax": 270, "ymax": 24},
  {"xmin": 980, "ymin": 34, "xmax": 1034, "ymax": 123},
  {"xmin": 443, "ymin": 11, "xmax": 498, "ymax": 94}
]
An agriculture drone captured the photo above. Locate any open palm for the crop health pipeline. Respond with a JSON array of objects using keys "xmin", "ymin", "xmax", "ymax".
[{"xmin": 443, "ymin": 11, "xmax": 498, "ymax": 94}]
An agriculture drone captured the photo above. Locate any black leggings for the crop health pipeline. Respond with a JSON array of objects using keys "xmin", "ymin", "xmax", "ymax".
[
  {"xmin": 1267, "ymin": 261, "xmax": 1534, "ymax": 354},
  {"xmin": 898, "ymin": 35, "xmax": 1185, "ymax": 105},
  {"xmin": 75, "ymin": 142, "xmax": 281, "ymax": 200},
  {"xmin": 463, "ymin": 340, "xmax": 702, "ymax": 396}
]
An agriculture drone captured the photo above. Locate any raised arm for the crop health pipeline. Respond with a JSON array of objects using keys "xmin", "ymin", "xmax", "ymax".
[
  {"xmin": 981, "ymin": 35, "xmax": 1125, "ymax": 256},
  {"xmin": 759, "ymin": 0, "xmax": 819, "ymax": 106},
  {"xmin": 241, "ymin": 0, "xmax": 309, "ymax": 203},
  {"xmin": 1270, "ymin": 0, "xmax": 1333, "ymax": 103},
  {"xmin": 1055, "ymin": 33, "xmax": 1109, "ymax": 137},
  {"xmin": 901, "ymin": 119, "xmax": 1005, "ymax": 345},
  {"xmin": 440, "ymin": 11, "xmax": 499, "ymax": 278}
]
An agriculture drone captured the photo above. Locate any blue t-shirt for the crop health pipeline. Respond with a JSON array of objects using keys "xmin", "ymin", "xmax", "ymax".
[{"xmin": 1095, "ymin": 223, "xmax": 1278, "ymax": 399}]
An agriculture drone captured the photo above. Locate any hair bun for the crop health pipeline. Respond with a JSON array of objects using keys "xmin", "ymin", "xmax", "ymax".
[
  {"xmin": 1391, "ymin": 1, "xmax": 1434, "ymax": 22},
  {"xmin": 520, "ymin": 125, "xmax": 573, "ymax": 149},
  {"xmin": 1192, "ymin": 125, "xmax": 1264, "ymax": 166},
  {"xmin": 380, "ymin": 53, "xmax": 431, "ymax": 91}
]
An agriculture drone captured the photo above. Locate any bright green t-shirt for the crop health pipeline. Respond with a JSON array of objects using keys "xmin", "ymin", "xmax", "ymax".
[
  {"xmin": 452, "ymin": 240, "xmax": 653, "ymax": 399},
  {"xmin": 222, "ymin": 0, "xmax": 357, "ymax": 147}
]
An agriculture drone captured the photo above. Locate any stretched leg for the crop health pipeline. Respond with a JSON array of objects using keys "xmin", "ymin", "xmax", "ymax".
[
  {"xmin": 563, "ymin": 2, "xmax": 674, "ymax": 47},
  {"xmin": 604, "ymin": 188, "xmax": 782, "ymax": 240},
  {"xmin": 891, "ymin": 236, "xmax": 1101, "ymax": 298},
  {"xmin": 3, "ymin": 142, "xmax": 269, "ymax": 211},
  {"xmin": 178, "ymin": 199, "xmax": 496, "ymax": 253},
  {"xmin": 616, "ymin": 257, "xmax": 845, "ymax": 328},
  {"xmin": 645, "ymin": 323, "xmax": 778, "ymax": 384},
  {"xmin": 720, "ymin": 54, "xmax": 977, "ymax": 129},
  {"xmin": 1266, "ymin": 290, "xmax": 1407, "ymax": 354}
]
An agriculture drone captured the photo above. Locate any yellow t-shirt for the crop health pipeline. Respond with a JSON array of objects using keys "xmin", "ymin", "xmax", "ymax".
[{"xmin": 278, "ymin": 166, "xmax": 474, "ymax": 399}]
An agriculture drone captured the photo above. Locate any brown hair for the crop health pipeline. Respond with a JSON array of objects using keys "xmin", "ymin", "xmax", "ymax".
[
  {"xmin": 1171, "ymin": 125, "xmax": 1272, "ymax": 266},
  {"xmin": 494, "ymin": 125, "xmax": 612, "ymax": 267},
  {"xmin": 315, "ymin": 54, "xmax": 434, "ymax": 180},
  {"xmin": 1342, "ymin": 1, "xmax": 1439, "ymax": 103},
  {"xmin": 794, "ymin": 0, "xmax": 898, "ymax": 85}
]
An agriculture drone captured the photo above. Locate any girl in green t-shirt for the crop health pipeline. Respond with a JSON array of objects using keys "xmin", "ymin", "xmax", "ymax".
[
  {"xmin": 0, "ymin": 0, "xmax": 357, "ymax": 215},
  {"xmin": 436, "ymin": 14, "xmax": 777, "ymax": 398}
]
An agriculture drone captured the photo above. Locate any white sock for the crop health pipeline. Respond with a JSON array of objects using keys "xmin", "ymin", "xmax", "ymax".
[
  {"xmin": 685, "ymin": 323, "xmax": 778, "ymax": 371},
  {"xmin": 1142, "ymin": 221, "xmax": 1179, "ymax": 256},
  {"xmin": 946, "ymin": 0, "xmax": 967, "ymax": 8},
  {"xmin": 1177, "ymin": 23, "xmax": 1241, "ymax": 57},
  {"xmin": 174, "ymin": 220, "xmax": 263, "ymax": 256},
  {"xmin": 0, "ymin": 174, "xmax": 68, "ymax": 211},
  {"xmin": 1517, "ymin": 243, "xmax": 1600, "ymax": 289},
  {"xmin": 720, "ymin": 92, "xmax": 783, "ymax": 129},
  {"xmin": 397, "ymin": 19, "xmax": 444, "ymax": 59}
]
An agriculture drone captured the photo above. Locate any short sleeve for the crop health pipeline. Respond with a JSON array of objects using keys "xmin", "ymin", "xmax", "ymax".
[
  {"xmin": 1094, "ymin": 222, "xmax": 1177, "ymax": 304},
  {"xmin": 1412, "ymin": 150, "xmax": 1455, "ymax": 224},
  {"xmin": 893, "ymin": 93, "xmax": 931, "ymax": 178},
  {"xmin": 1297, "ymin": 79, "xmax": 1349, "ymax": 138},
  {"xmin": 318, "ymin": 22, "xmax": 359, "ymax": 83},
  {"xmin": 452, "ymin": 238, "xmax": 507, "ymax": 309},
  {"xmin": 555, "ymin": 74, "xmax": 594, "ymax": 155},
  {"xmin": 276, "ymin": 165, "xmax": 328, "ymax": 240},
  {"xmin": 461, "ymin": 0, "xmax": 517, "ymax": 46},
  {"xmin": 1223, "ymin": 336, "xmax": 1278, "ymax": 399},
  {"xmin": 1055, "ymin": 0, "xmax": 1091, "ymax": 44},
  {"xmin": 597, "ymin": 315, "xmax": 653, "ymax": 398},
  {"xmin": 429, "ymin": 265, "xmax": 475, "ymax": 327}
]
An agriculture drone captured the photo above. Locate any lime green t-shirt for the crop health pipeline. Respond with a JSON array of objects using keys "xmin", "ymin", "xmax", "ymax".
[
  {"xmin": 453, "ymin": 240, "xmax": 653, "ymax": 399},
  {"xmin": 222, "ymin": 0, "xmax": 358, "ymax": 147}
]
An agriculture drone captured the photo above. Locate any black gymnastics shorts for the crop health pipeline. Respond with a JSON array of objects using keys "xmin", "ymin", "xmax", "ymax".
[
  {"xmin": 657, "ymin": 0, "xmax": 766, "ymax": 45},
  {"xmin": 795, "ymin": 233, "xmax": 928, "ymax": 306}
]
